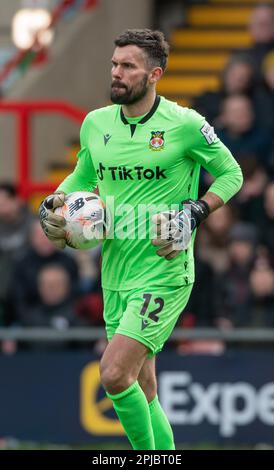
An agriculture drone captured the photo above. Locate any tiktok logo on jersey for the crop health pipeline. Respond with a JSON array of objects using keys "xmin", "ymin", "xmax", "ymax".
[{"xmin": 96, "ymin": 162, "xmax": 167, "ymax": 181}]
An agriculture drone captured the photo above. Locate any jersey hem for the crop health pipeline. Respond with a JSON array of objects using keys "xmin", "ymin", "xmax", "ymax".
[{"xmin": 102, "ymin": 279, "xmax": 194, "ymax": 291}]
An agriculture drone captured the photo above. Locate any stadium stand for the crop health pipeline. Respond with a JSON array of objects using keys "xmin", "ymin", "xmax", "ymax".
[{"xmin": 157, "ymin": 0, "xmax": 274, "ymax": 107}]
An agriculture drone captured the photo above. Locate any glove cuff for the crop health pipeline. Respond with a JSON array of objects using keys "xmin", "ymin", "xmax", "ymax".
[
  {"xmin": 196, "ymin": 199, "xmax": 210, "ymax": 221},
  {"xmin": 180, "ymin": 198, "xmax": 210, "ymax": 229}
]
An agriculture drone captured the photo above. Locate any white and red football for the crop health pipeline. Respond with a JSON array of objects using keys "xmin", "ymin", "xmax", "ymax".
[{"xmin": 55, "ymin": 191, "xmax": 108, "ymax": 250}]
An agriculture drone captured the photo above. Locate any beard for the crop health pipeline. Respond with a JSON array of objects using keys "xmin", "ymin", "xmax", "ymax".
[{"xmin": 110, "ymin": 74, "xmax": 149, "ymax": 105}]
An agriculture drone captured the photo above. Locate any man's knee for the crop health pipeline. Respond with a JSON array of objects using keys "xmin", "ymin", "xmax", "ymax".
[
  {"xmin": 100, "ymin": 359, "xmax": 133, "ymax": 395},
  {"xmin": 100, "ymin": 334, "xmax": 148, "ymax": 395}
]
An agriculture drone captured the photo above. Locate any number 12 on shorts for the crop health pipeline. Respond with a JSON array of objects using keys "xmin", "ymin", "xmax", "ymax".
[{"xmin": 140, "ymin": 293, "xmax": 164, "ymax": 330}]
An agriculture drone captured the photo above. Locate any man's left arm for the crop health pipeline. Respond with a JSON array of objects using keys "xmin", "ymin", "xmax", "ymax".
[
  {"xmin": 152, "ymin": 110, "xmax": 243, "ymax": 259},
  {"xmin": 187, "ymin": 109, "xmax": 244, "ymax": 210}
]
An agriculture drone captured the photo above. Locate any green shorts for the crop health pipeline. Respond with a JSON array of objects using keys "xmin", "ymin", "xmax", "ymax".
[{"xmin": 103, "ymin": 284, "xmax": 193, "ymax": 357}]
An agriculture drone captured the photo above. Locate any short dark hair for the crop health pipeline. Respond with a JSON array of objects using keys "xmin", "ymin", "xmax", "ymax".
[
  {"xmin": 0, "ymin": 182, "xmax": 17, "ymax": 198},
  {"xmin": 114, "ymin": 29, "xmax": 170, "ymax": 71}
]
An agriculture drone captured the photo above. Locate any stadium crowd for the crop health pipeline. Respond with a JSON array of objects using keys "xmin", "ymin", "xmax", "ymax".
[
  {"xmin": 0, "ymin": 3, "xmax": 273, "ymax": 354},
  {"xmin": 0, "ymin": 186, "xmax": 104, "ymax": 353}
]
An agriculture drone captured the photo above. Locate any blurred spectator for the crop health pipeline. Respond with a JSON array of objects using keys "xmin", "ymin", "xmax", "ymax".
[
  {"xmin": 183, "ymin": 257, "xmax": 216, "ymax": 327},
  {"xmin": 235, "ymin": 163, "xmax": 267, "ymax": 226},
  {"xmin": 154, "ymin": 0, "xmax": 185, "ymax": 39},
  {"xmin": 249, "ymin": 255, "xmax": 274, "ymax": 327},
  {"xmin": 193, "ymin": 54, "xmax": 257, "ymax": 124},
  {"xmin": 7, "ymin": 219, "xmax": 78, "ymax": 326},
  {"xmin": 74, "ymin": 247, "xmax": 101, "ymax": 295},
  {"xmin": 244, "ymin": 4, "xmax": 274, "ymax": 75},
  {"xmin": 76, "ymin": 291, "xmax": 104, "ymax": 326},
  {"xmin": 14, "ymin": 264, "xmax": 87, "ymax": 351},
  {"xmin": 72, "ymin": 247, "xmax": 104, "ymax": 326},
  {"xmin": 215, "ymin": 223, "xmax": 257, "ymax": 329},
  {"xmin": 263, "ymin": 49, "xmax": 274, "ymax": 88},
  {"xmin": 216, "ymin": 94, "xmax": 273, "ymax": 170},
  {"xmin": 0, "ymin": 182, "xmax": 32, "ymax": 255},
  {"xmin": 176, "ymin": 256, "xmax": 225, "ymax": 354},
  {"xmin": 258, "ymin": 181, "xmax": 274, "ymax": 261},
  {"xmin": 20, "ymin": 264, "xmax": 81, "ymax": 328},
  {"xmin": 0, "ymin": 183, "xmax": 33, "ymax": 324},
  {"xmin": 255, "ymin": 50, "xmax": 274, "ymax": 132},
  {"xmin": 197, "ymin": 204, "xmax": 236, "ymax": 274}
]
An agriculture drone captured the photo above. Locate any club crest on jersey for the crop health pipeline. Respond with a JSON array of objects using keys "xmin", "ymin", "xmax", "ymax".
[{"xmin": 149, "ymin": 131, "xmax": 165, "ymax": 151}]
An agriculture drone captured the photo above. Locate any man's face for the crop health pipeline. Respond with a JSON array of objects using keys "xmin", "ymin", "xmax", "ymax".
[
  {"xmin": 222, "ymin": 96, "xmax": 254, "ymax": 134},
  {"xmin": 250, "ymin": 7, "xmax": 274, "ymax": 44},
  {"xmin": 265, "ymin": 64, "xmax": 274, "ymax": 90},
  {"xmin": 111, "ymin": 45, "xmax": 151, "ymax": 105},
  {"xmin": 38, "ymin": 267, "xmax": 70, "ymax": 306},
  {"xmin": 0, "ymin": 190, "xmax": 20, "ymax": 221},
  {"xmin": 224, "ymin": 63, "xmax": 253, "ymax": 94}
]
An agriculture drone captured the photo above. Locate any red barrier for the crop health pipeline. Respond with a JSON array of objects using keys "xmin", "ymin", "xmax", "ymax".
[{"xmin": 0, "ymin": 101, "xmax": 87, "ymax": 199}]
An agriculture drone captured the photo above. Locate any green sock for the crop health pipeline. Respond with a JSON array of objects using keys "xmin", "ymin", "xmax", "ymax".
[
  {"xmin": 106, "ymin": 381, "xmax": 155, "ymax": 450},
  {"xmin": 149, "ymin": 395, "xmax": 175, "ymax": 450}
]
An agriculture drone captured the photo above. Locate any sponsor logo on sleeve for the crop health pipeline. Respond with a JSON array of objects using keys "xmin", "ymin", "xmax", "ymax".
[{"xmin": 200, "ymin": 122, "xmax": 218, "ymax": 145}]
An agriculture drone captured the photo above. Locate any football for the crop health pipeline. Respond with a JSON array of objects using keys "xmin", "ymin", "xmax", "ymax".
[{"xmin": 54, "ymin": 191, "xmax": 108, "ymax": 250}]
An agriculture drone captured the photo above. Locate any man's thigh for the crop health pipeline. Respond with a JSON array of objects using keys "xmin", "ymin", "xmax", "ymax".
[
  {"xmin": 101, "ymin": 333, "xmax": 149, "ymax": 382},
  {"xmin": 103, "ymin": 289, "xmax": 126, "ymax": 341}
]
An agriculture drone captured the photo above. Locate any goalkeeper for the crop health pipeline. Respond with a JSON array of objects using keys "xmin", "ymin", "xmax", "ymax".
[{"xmin": 39, "ymin": 29, "xmax": 243, "ymax": 450}]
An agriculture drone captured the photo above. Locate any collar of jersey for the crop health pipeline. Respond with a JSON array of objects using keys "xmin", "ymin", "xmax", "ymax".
[{"xmin": 120, "ymin": 95, "xmax": 161, "ymax": 125}]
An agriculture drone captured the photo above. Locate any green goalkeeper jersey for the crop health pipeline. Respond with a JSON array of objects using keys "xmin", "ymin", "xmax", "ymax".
[{"xmin": 58, "ymin": 96, "xmax": 243, "ymax": 290}]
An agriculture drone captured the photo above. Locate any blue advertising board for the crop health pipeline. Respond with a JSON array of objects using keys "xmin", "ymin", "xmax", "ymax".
[{"xmin": 0, "ymin": 350, "xmax": 274, "ymax": 445}]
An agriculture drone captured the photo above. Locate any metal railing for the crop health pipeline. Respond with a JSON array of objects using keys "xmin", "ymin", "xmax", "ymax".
[{"xmin": 0, "ymin": 327, "xmax": 274, "ymax": 342}]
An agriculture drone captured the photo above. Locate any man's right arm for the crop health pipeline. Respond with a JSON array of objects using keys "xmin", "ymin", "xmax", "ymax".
[
  {"xmin": 39, "ymin": 114, "xmax": 98, "ymax": 248},
  {"xmin": 57, "ymin": 112, "xmax": 98, "ymax": 194},
  {"xmin": 56, "ymin": 146, "xmax": 98, "ymax": 195}
]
